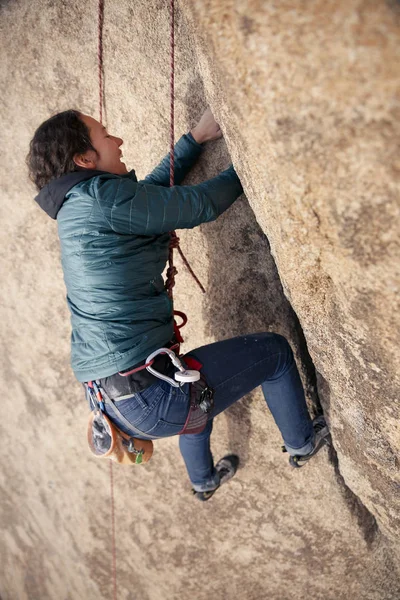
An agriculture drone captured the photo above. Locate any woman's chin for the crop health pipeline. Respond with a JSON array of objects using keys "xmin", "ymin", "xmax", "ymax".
[{"xmin": 115, "ymin": 161, "xmax": 128, "ymax": 175}]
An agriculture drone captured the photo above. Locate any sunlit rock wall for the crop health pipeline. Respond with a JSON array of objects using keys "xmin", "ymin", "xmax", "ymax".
[{"xmin": 179, "ymin": 0, "xmax": 400, "ymax": 546}]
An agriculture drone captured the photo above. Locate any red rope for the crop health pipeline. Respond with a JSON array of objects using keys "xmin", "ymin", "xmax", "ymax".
[
  {"xmin": 109, "ymin": 461, "xmax": 117, "ymax": 600},
  {"xmin": 98, "ymin": 3, "xmax": 117, "ymax": 599},
  {"xmin": 98, "ymin": 0, "xmax": 105, "ymax": 126},
  {"xmin": 169, "ymin": 0, "xmax": 174, "ymax": 189},
  {"xmin": 176, "ymin": 245, "xmax": 206, "ymax": 293},
  {"xmin": 166, "ymin": 0, "xmax": 205, "ymax": 298},
  {"xmin": 96, "ymin": 3, "xmax": 205, "ymax": 595}
]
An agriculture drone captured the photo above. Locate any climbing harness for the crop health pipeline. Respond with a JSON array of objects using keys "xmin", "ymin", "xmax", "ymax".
[{"xmin": 86, "ymin": 353, "xmax": 214, "ymax": 456}]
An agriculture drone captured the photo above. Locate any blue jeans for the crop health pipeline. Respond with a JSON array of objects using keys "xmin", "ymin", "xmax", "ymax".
[{"xmin": 101, "ymin": 333, "xmax": 314, "ymax": 492}]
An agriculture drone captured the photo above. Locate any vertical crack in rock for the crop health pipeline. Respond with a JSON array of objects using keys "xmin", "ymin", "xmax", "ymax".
[
  {"xmin": 202, "ymin": 191, "xmax": 380, "ymax": 546},
  {"xmin": 328, "ymin": 444, "xmax": 380, "ymax": 547},
  {"xmin": 316, "ymin": 371, "xmax": 381, "ymax": 546}
]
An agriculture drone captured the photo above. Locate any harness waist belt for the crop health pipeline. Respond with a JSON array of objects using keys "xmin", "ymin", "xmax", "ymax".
[{"xmin": 100, "ymin": 347, "xmax": 176, "ymax": 399}]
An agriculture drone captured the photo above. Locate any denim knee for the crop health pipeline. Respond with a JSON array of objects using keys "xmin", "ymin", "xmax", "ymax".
[{"xmin": 269, "ymin": 334, "xmax": 295, "ymax": 380}]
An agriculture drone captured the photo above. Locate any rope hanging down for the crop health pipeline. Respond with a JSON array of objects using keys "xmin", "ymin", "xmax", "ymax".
[
  {"xmin": 165, "ymin": 0, "xmax": 206, "ymax": 297},
  {"xmin": 97, "ymin": 1, "xmax": 205, "ymax": 597},
  {"xmin": 97, "ymin": 4, "xmax": 117, "ymax": 600},
  {"xmin": 98, "ymin": 0, "xmax": 105, "ymax": 126}
]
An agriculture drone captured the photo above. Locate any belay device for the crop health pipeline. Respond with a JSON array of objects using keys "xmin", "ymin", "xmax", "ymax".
[{"xmin": 145, "ymin": 347, "xmax": 201, "ymax": 386}]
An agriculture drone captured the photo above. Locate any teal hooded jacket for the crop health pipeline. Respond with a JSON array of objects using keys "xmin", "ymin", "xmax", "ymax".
[{"xmin": 35, "ymin": 131, "xmax": 243, "ymax": 382}]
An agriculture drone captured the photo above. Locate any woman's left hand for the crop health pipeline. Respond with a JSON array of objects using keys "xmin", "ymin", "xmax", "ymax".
[{"xmin": 190, "ymin": 107, "xmax": 223, "ymax": 144}]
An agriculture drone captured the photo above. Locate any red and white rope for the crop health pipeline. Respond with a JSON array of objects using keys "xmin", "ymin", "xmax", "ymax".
[{"xmin": 166, "ymin": 0, "xmax": 205, "ymax": 297}]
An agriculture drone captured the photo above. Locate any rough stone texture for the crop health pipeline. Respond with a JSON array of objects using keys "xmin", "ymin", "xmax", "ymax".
[
  {"xmin": 0, "ymin": 1, "xmax": 399, "ymax": 599},
  {"xmin": 178, "ymin": 0, "xmax": 400, "ymax": 550}
]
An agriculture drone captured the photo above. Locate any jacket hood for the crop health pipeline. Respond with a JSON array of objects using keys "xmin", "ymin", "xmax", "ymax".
[{"xmin": 34, "ymin": 168, "xmax": 138, "ymax": 220}]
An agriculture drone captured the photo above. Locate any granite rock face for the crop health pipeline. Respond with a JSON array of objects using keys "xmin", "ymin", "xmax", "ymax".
[
  {"xmin": 179, "ymin": 0, "xmax": 400, "ymax": 543},
  {"xmin": 0, "ymin": 1, "xmax": 399, "ymax": 599}
]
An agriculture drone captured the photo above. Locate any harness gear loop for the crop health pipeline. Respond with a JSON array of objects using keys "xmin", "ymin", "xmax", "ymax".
[
  {"xmin": 87, "ymin": 410, "xmax": 154, "ymax": 465},
  {"xmin": 178, "ymin": 356, "xmax": 214, "ymax": 434},
  {"xmin": 86, "ymin": 379, "xmax": 154, "ymax": 463}
]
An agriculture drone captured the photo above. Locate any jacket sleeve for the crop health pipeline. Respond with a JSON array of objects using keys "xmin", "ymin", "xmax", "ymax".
[
  {"xmin": 140, "ymin": 132, "xmax": 204, "ymax": 187},
  {"xmin": 96, "ymin": 164, "xmax": 243, "ymax": 236}
]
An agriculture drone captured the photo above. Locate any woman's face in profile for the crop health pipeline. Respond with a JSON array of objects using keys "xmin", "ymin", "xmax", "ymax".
[{"xmin": 74, "ymin": 114, "xmax": 128, "ymax": 175}]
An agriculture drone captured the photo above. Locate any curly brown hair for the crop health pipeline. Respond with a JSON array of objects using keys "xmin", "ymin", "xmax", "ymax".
[{"xmin": 26, "ymin": 110, "xmax": 98, "ymax": 191}]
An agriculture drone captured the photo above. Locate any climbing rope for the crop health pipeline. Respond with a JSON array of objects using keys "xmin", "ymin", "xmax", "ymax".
[
  {"xmin": 98, "ymin": 0, "xmax": 105, "ymax": 126},
  {"xmin": 109, "ymin": 460, "xmax": 117, "ymax": 600},
  {"xmin": 165, "ymin": 0, "xmax": 206, "ymax": 297},
  {"xmin": 96, "ymin": 1, "xmax": 205, "ymax": 597},
  {"xmin": 97, "ymin": 3, "xmax": 117, "ymax": 599}
]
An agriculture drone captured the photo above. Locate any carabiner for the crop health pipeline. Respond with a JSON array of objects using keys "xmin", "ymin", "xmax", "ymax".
[{"xmin": 145, "ymin": 347, "xmax": 201, "ymax": 387}]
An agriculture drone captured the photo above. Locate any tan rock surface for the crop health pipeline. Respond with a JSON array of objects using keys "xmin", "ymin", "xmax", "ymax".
[
  {"xmin": 1, "ymin": 1, "xmax": 399, "ymax": 599},
  {"xmin": 179, "ymin": 0, "xmax": 400, "ymax": 543}
]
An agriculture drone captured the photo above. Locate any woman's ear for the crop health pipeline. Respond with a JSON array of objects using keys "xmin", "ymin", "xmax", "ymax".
[{"xmin": 73, "ymin": 149, "xmax": 98, "ymax": 169}]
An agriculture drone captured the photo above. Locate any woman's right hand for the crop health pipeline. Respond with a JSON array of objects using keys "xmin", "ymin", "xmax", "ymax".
[{"xmin": 190, "ymin": 107, "xmax": 223, "ymax": 144}]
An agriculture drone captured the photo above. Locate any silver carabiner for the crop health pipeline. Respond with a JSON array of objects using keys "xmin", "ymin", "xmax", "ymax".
[{"xmin": 145, "ymin": 347, "xmax": 201, "ymax": 387}]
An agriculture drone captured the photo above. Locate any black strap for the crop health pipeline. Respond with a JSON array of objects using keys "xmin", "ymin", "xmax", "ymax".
[{"xmin": 100, "ymin": 351, "xmax": 176, "ymax": 397}]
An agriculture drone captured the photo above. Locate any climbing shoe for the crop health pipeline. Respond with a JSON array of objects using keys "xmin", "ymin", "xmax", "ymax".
[
  {"xmin": 288, "ymin": 415, "xmax": 331, "ymax": 468},
  {"xmin": 192, "ymin": 454, "xmax": 239, "ymax": 502}
]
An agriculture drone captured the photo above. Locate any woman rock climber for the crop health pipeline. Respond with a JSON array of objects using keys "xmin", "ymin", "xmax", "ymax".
[{"xmin": 27, "ymin": 107, "xmax": 330, "ymax": 501}]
